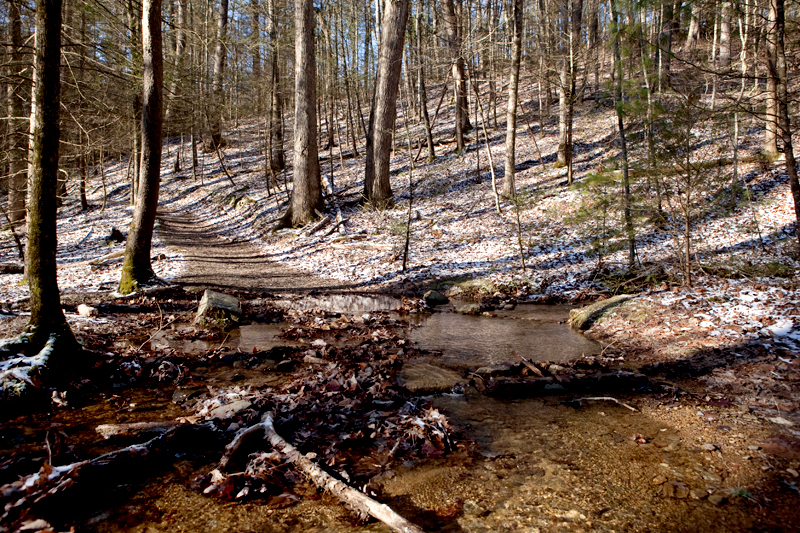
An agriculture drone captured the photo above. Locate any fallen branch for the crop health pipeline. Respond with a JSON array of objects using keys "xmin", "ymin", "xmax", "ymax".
[
  {"xmin": 575, "ymin": 396, "xmax": 639, "ymax": 412},
  {"xmin": 302, "ymin": 215, "xmax": 331, "ymax": 236},
  {"xmin": 96, "ymin": 420, "xmax": 185, "ymax": 439},
  {"xmin": 248, "ymin": 414, "xmax": 426, "ymax": 533},
  {"xmin": 322, "ymin": 217, "xmax": 350, "ymax": 237}
]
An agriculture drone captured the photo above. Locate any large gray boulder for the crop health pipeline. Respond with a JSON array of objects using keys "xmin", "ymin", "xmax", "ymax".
[{"xmin": 195, "ymin": 290, "xmax": 242, "ymax": 327}]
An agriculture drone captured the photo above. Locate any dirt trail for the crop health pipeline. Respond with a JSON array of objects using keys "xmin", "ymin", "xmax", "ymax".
[{"xmin": 156, "ymin": 209, "xmax": 340, "ymax": 293}]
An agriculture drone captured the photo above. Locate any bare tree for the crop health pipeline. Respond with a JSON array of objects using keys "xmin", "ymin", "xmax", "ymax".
[
  {"xmin": 6, "ymin": 0, "xmax": 27, "ymax": 223},
  {"xmin": 364, "ymin": 0, "xmax": 410, "ymax": 207},
  {"xmin": 288, "ymin": 0, "xmax": 323, "ymax": 226},
  {"xmin": 24, "ymin": 0, "xmax": 79, "ymax": 351},
  {"xmin": 267, "ymin": 0, "xmax": 285, "ymax": 171},
  {"xmin": 208, "ymin": 0, "xmax": 229, "ymax": 149},
  {"xmin": 119, "ymin": 0, "xmax": 164, "ymax": 294},
  {"xmin": 502, "ymin": 0, "xmax": 523, "ymax": 197},
  {"xmin": 769, "ymin": 0, "xmax": 800, "ymax": 247}
]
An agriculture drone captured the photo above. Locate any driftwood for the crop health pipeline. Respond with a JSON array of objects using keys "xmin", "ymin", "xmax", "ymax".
[
  {"xmin": 575, "ymin": 396, "xmax": 639, "ymax": 412},
  {"xmin": 221, "ymin": 414, "xmax": 426, "ymax": 533},
  {"xmin": 96, "ymin": 420, "xmax": 185, "ymax": 439}
]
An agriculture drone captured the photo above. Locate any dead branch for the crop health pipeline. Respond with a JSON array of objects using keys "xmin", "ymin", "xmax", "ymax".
[
  {"xmin": 241, "ymin": 414, "xmax": 427, "ymax": 533},
  {"xmin": 96, "ymin": 421, "xmax": 185, "ymax": 439},
  {"xmin": 576, "ymin": 396, "xmax": 639, "ymax": 412}
]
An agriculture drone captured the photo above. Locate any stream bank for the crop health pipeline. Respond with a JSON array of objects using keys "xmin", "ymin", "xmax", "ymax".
[{"xmin": 1, "ymin": 287, "xmax": 799, "ymax": 532}]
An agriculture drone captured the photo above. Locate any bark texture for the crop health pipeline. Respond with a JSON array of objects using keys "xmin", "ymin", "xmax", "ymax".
[
  {"xmin": 502, "ymin": 0, "xmax": 523, "ymax": 197},
  {"xmin": 290, "ymin": 0, "xmax": 323, "ymax": 226},
  {"xmin": 208, "ymin": 0, "xmax": 228, "ymax": 149},
  {"xmin": 7, "ymin": 0, "xmax": 27, "ymax": 223},
  {"xmin": 25, "ymin": 0, "xmax": 78, "ymax": 351},
  {"xmin": 364, "ymin": 0, "xmax": 410, "ymax": 207},
  {"xmin": 119, "ymin": 0, "xmax": 163, "ymax": 294}
]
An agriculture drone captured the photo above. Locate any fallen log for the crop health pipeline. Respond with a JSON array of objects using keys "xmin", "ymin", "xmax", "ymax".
[
  {"xmin": 96, "ymin": 420, "xmax": 185, "ymax": 439},
  {"xmin": 225, "ymin": 414, "xmax": 427, "ymax": 533}
]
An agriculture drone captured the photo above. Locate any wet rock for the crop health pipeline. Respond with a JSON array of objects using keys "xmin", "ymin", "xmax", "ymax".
[
  {"xmin": 276, "ymin": 359, "xmax": 299, "ymax": 372},
  {"xmin": 568, "ymin": 294, "xmax": 633, "ymax": 331},
  {"xmin": 172, "ymin": 387, "xmax": 205, "ymax": 405},
  {"xmin": 399, "ymin": 362, "xmax": 463, "ymax": 393},
  {"xmin": 455, "ymin": 303, "xmax": 481, "ymax": 315},
  {"xmin": 195, "ymin": 290, "xmax": 242, "ymax": 327},
  {"xmin": 209, "ymin": 400, "xmax": 251, "ymax": 419},
  {"xmin": 423, "ymin": 290, "xmax": 449, "ymax": 306},
  {"xmin": 78, "ymin": 304, "xmax": 99, "ymax": 317},
  {"xmin": 475, "ymin": 365, "xmax": 511, "ymax": 377}
]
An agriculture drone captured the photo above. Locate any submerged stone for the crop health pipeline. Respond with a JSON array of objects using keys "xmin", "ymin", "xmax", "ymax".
[
  {"xmin": 423, "ymin": 290, "xmax": 449, "ymax": 306},
  {"xmin": 195, "ymin": 290, "xmax": 242, "ymax": 328}
]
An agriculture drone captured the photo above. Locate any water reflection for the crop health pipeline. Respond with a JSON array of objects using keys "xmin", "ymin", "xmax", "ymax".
[{"xmin": 408, "ymin": 304, "xmax": 599, "ymax": 367}]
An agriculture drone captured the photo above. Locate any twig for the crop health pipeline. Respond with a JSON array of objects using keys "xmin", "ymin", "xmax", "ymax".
[{"xmin": 576, "ymin": 396, "xmax": 638, "ymax": 412}]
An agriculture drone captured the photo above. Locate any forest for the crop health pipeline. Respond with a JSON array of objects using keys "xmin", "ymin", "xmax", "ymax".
[{"xmin": 1, "ymin": 0, "xmax": 800, "ymax": 531}]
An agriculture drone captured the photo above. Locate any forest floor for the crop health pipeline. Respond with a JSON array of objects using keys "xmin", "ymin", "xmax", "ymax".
[{"xmin": 1, "ymin": 86, "xmax": 800, "ymax": 531}]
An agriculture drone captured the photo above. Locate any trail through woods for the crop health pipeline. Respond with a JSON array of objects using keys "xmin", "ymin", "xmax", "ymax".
[{"xmin": 155, "ymin": 209, "xmax": 337, "ymax": 292}]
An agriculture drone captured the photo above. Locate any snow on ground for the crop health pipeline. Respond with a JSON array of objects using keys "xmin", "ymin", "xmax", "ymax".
[{"xmin": 0, "ymin": 90, "xmax": 798, "ymax": 352}]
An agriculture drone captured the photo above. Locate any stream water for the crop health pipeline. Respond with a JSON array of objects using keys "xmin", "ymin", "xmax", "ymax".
[{"xmin": 4, "ymin": 295, "xmax": 776, "ymax": 532}]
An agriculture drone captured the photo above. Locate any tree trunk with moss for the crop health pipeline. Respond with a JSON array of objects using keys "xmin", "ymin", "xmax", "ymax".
[
  {"xmin": 119, "ymin": 0, "xmax": 163, "ymax": 294},
  {"xmin": 25, "ymin": 0, "xmax": 79, "ymax": 353}
]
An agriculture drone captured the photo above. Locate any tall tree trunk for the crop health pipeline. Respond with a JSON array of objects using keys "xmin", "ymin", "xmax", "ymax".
[
  {"xmin": 208, "ymin": 0, "xmax": 228, "ymax": 149},
  {"xmin": 718, "ymin": 1, "xmax": 732, "ymax": 69},
  {"xmin": 165, "ymin": 0, "xmax": 187, "ymax": 124},
  {"xmin": 364, "ymin": 0, "xmax": 410, "ymax": 207},
  {"xmin": 765, "ymin": 0, "xmax": 779, "ymax": 159},
  {"xmin": 25, "ymin": 0, "xmax": 78, "ymax": 352},
  {"xmin": 416, "ymin": 12, "xmax": 435, "ymax": 163},
  {"xmin": 267, "ymin": 0, "xmax": 284, "ymax": 171},
  {"xmin": 770, "ymin": 0, "xmax": 800, "ymax": 247},
  {"xmin": 119, "ymin": 0, "xmax": 164, "ymax": 294},
  {"xmin": 442, "ymin": 0, "xmax": 470, "ymax": 154},
  {"xmin": 7, "ymin": 0, "xmax": 27, "ymax": 223},
  {"xmin": 610, "ymin": 0, "xmax": 635, "ymax": 269},
  {"xmin": 289, "ymin": 0, "xmax": 323, "ymax": 226},
  {"xmin": 250, "ymin": 0, "xmax": 261, "ymax": 100},
  {"xmin": 557, "ymin": 0, "xmax": 582, "ymax": 183},
  {"xmin": 502, "ymin": 0, "xmax": 523, "ymax": 197},
  {"xmin": 684, "ymin": 2, "xmax": 699, "ymax": 55}
]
